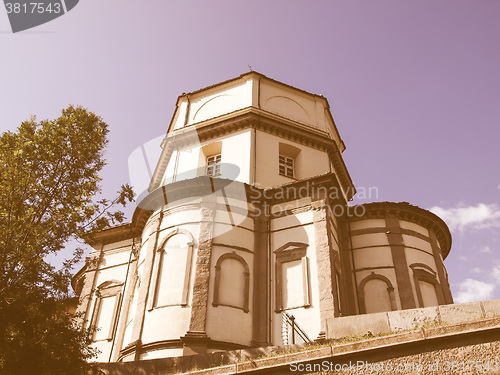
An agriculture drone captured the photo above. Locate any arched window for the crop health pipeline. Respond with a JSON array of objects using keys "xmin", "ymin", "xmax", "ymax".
[
  {"xmin": 358, "ymin": 273, "xmax": 396, "ymax": 314},
  {"xmin": 334, "ymin": 265, "xmax": 343, "ymax": 317},
  {"xmin": 410, "ymin": 264, "xmax": 444, "ymax": 307},
  {"xmin": 213, "ymin": 252, "xmax": 250, "ymax": 312},
  {"xmin": 150, "ymin": 229, "xmax": 195, "ymax": 309},
  {"xmin": 122, "ymin": 275, "xmax": 140, "ymax": 347},
  {"xmin": 419, "ymin": 280, "xmax": 439, "ymax": 307},
  {"xmin": 90, "ymin": 280, "xmax": 123, "ymax": 341}
]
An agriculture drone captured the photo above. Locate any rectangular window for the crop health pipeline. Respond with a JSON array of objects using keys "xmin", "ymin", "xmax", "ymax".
[
  {"xmin": 274, "ymin": 244, "xmax": 311, "ymax": 311},
  {"xmin": 279, "ymin": 155, "xmax": 294, "ymax": 178},
  {"xmin": 281, "ymin": 259, "xmax": 304, "ymax": 309},
  {"xmin": 207, "ymin": 154, "xmax": 221, "ymax": 177},
  {"xmin": 93, "ymin": 296, "xmax": 118, "ymax": 341},
  {"xmin": 90, "ymin": 291, "xmax": 121, "ymax": 341}
]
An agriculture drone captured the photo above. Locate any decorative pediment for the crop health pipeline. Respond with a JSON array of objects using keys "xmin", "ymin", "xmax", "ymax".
[{"xmin": 274, "ymin": 242, "xmax": 308, "ymax": 261}]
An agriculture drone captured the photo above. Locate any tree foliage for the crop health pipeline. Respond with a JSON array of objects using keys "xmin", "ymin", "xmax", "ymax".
[{"xmin": 0, "ymin": 106, "xmax": 134, "ymax": 375}]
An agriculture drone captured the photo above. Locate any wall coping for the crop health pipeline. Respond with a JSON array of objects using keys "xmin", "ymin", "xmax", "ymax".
[
  {"xmin": 325, "ymin": 299, "xmax": 500, "ymax": 340},
  {"xmin": 92, "ymin": 299, "xmax": 500, "ymax": 375}
]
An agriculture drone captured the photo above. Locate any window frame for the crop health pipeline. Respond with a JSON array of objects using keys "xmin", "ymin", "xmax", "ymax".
[
  {"xmin": 206, "ymin": 153, "xmax": 222, "ymax": 177},
  {"xmin": 89, "ymin": 281, "xmax": 123, "ymax": 342},
  {"xmin": 358, "ymin": 272, "xmax": 397, "ymax": 314},
  {"xmin": 278, "ymin": 154, "xmax": 295, "ymax": 179},
  {"xmin": 274, "ymin": 242, "xmax": 311, "ymax": 312},
  {"xmin": 212, "ymin": 252, "xmax": 250, "ymax": 313},
  {"xmin": 148, "ymin": 228, "xmax": 196, "ymax": 310},
  {"xmin": 410, "ymin": 263, "xmax": 444, "ymax": 307}
]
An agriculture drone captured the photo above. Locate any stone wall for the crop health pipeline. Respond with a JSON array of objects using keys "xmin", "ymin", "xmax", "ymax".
[
  {"xmin": 92, "ymin": 308, "xmax": 500, "ymax": 374},
  {"xmin": 326, "ymin": 299, "xmax": 500, "ymax": 340},
  {"xmin": 310, "ymin": 341, "xmax": 500, "ymax": 374}
]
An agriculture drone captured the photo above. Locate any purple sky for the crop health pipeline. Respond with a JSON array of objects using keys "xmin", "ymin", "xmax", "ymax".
[{"xmin": 2, "ymin": 1, "xmax": 500, "ymax": 303}]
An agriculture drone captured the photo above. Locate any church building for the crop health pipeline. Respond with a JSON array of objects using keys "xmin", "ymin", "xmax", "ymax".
[{"xmin": 73, "ymin": 72, "xmax": 453, "ymax": 363}]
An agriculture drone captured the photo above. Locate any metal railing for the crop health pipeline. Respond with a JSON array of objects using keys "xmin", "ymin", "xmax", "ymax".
[{"xmin": 282, "ymin": 311, "xmax": 312, "ymax": 345}]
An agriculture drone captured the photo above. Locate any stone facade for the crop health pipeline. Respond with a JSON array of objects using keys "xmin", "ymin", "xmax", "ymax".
[{"xmin": 73, "ymin": 72, "xmax": 454, "ymax": 363}]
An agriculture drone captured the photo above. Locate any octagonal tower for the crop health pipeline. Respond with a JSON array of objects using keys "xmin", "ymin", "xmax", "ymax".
[{"xmin": 73, "ymin": 72, "xmax": 453, "ymax": 362}]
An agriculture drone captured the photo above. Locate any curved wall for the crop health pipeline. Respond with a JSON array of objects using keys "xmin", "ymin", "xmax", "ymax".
[
  {"xmin": 348, "ymin": 202, "xmax": 453, "ymax": 315},
  {"xmin": 115, "ymin": 181, "xmax": 257, "ymax": 361}
]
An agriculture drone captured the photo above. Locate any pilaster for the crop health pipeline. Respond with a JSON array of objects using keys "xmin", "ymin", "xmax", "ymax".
[
  {"xmin": 129, "ymin": 212, "xmax": 163, "ymax": 360},
  {"xmin": 429, "ymin": 231, "xmax": 454, "ymax": 304},
  {"xmin": 385, "ymin": 216, "xmax": 416, "ymax": 310},
  {"xmin": 183, "ymin": 196, "xmax": 216, "ymax": 355},
  {"xmin": 111, "ymin": 243, "xmax": 139, "ymax": 361},
  {"xmin": 311, "ymin": 200, "xmax": 336, "ymax": 331},
  {"xmin": 251, "ymin": 205, "xmax": 269, "ymax": 347},
  {"xmin": 75, "ymin": 247, "xmax": 103, "ymax": 327}
]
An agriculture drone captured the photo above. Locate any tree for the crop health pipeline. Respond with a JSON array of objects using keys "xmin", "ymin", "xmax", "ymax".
[{"xmin": 0, "ymin": 106, "xmax": 134, "ymax": 375}]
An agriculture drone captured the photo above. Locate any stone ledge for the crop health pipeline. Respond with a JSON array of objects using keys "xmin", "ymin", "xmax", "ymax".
[
  {"xmin": 92, "ymin": 315, "xmax": 500, "ymax": 374},
  {"xmin": 92, "ymin": 300, "xmax": 500, "ymax": 375},
  {"xmin": 387, "ymin": 306, "xmax": 439, "ymax": 332},
  {"xmin": 183, "ymin": 316, "xmax": 500, "ymax": 375},
  {"xmin": 326, "ymin": 311, "xmax": 390, "ymax": 339},
  {"xmin": 326, "ymin": 299, "xmax": 500, "ymax": 340},
  {"xmin": 439, "ymin": 302, "xmax": 484, "ymax": 325},
  {"xmin": 482, "ymin": 299, "xmax": 500, "ymax": 317}
]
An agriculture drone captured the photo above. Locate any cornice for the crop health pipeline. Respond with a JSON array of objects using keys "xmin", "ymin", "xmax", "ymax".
[
  {"xmin": 71, "ymin": 265, "xmax": 86, "ymax": 295},
  {"xmin": 149, "ymin": 108, "xmax": 355, "ymax": 199},
  {"xmin": 349, "ymin": 201, "xmax": 452, "ymax": 259},
  {"xmin": 86, "ymin": 172, "xmax": 346, "ymax": 247},
  {"xmin": 260, "ymin": 172, "xmax": 346, "ymax": 206},
  {"xmin": 174, "ymin": 71, "xmax": 328, "ymax": 111}
]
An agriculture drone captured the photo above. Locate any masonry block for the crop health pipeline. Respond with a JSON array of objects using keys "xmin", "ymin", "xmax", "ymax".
[
  {"xmin": 326, "ymin": 312, "xmax": 390, "ymax": 339},
  {"xmin": 439, "ymin": 302, "xmax": 483, "ymax": 325},
  {"xmin": 388, "ymin": 306, "xmax": 440, "ymax": 331},
  {"xmin": 481, "ymin": 299, "xmax": 500, "ymax": 318}
]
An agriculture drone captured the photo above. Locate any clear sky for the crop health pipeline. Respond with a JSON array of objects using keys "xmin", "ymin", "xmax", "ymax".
[{"xmin": 2, "ymin": 1, "xmax": 500, "ymax": 303}]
